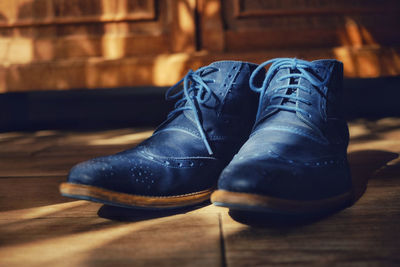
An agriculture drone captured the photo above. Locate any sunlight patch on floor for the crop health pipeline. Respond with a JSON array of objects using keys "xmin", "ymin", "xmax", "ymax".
[{"xmin": 87, "ymin": 130, "xmax": 153, "ymax": 145}]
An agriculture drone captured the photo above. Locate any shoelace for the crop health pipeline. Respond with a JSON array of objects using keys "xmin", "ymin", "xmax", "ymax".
[
  {"xmin": 249, "ymin": 58, "xmax": 331, "ymax": 120},
  {"xmin": 165, "ymin": 66, "xmax": 219, "ymax": 155}
]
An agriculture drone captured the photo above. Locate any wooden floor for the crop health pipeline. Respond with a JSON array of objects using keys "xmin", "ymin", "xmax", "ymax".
[{"xmin": 0, "ymin": 118, "xmax": 399, "ymax": 267}]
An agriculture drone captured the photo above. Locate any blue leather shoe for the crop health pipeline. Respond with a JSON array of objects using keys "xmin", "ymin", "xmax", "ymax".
[
  {"xmin": 211, "ymin": 58, "xmax": 354, "ymax": 214},
  {"xmin": 60, "ymin": 61, "xmax": 263, "ymax": 209}
]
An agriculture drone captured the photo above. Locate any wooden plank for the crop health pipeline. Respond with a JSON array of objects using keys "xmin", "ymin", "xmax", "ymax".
[
  {"xmin": 348, "ymin": 118, "xmax": 400, "ymax": 152},
  {"xmin": 0, "ymin": 155, "xmax": 94, "ymax": 177},
  {"xmin": 168, "ymin": 0, "xmax": 197, "ymax": 53},
  {"xmin": 2, "ymin": 46, "xmax": 400, "ymax": 93},
  {"xmin": 0, "ymin": 176, "xmax": 73, "ymax": 212},
  {"xmin": 0, "ymin": 123, "xmax": 223, "ymax": 266},
  {"xmin": 0, "ymin": 130, "xmax": 64, "ymax": 157},
  {"xmin": 0, "ymin": 0, "xmax": 157, "ymax": 28},
  {"xmin": 221, "ymin": 207, "xmax": 400, "ymax": 266},
  {"xmin": 233, "ymin": 0, "xmax": 400, "ymax": 17},
  {"xmin": 0, "ymin": 203, "xmax": 222, "ymax": 267},
  {"xmin": 32, "ymin": 128, "xmax": 153, "ymax": 157},
  {"xmin": 0, "ymin": 118, "xmax": 399, "ymax": 266},
  {"xmin": 219, "ymin": 118, "xmax": 400, "ymax": 267},
  {"xmin": 198, "ymin": 0, "xmax": 225, "ymax": 52},
  {"xmin": 0, "ymin": 34, "xmax": 171, "ymax": 63},
  {"xmin": 34, "ymin": 144, "xmax": 131, "ymax": 157},
  {"xmin": 0, "ymin": 128, "xmax": 153, "ymax": 176},
  {"xmin": 0, "ymin": 151, "xmax": 140, "ymax": 178},
  {"xmin": 220, "ymin": 179, "xmax": 400, "ymax": 266},
  {"xmin": 220, "ymin": 172, "xmax": 400, "ymax": 266},
  {"xmin": 0, "ymin": 200, "xmax": 101, "ymax": 221}
]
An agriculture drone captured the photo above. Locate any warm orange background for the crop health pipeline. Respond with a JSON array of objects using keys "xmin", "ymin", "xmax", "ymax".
[{"xmin": 0, "ymin": 0, "xmax": 399, "ymax": 92}]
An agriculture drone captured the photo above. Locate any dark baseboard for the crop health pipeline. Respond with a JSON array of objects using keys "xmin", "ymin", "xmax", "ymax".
[
  {"xmin": 0, "ymin": 87, "xmax": 172, "ymax": 132},
  {"xmin": 342, "ymin": 76, "xmax": 400, "ymax": 119},
  {"xmin": 1, "ymin": 76, "xmax": 399, "ymax": 132}
]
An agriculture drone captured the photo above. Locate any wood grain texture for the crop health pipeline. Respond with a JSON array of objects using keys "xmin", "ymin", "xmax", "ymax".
[
  {"xmin": 0, "ymin": 128, "xmax": 152, "ymax": 177},
  {"xmin": 219, "ymin": 118, "xmax": 400, "ymax": 267},
  {"xmin": 2, "ymin": 46, "xmax": 400, "ymax": 93},
  {"xmin": 1, "ymin": 0, "xmax": 400, "ymax": 93},
  {"xmin": 220, "ymin": 179, "xmax": 400, "ymax": 266},
  {"xmin": 0, "ymin": 118, "xmax": 399, "ymax": 266},
  {"xmin": 0, "ymin": 205, "xmax": 222, "ymax": 267},
  {"xmin": 233, "ymin": 0, "xmax": 400, "ymax": 17}
]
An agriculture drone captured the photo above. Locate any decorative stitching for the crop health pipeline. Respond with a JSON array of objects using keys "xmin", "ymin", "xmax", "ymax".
[{"xmin": 251, "ymin": 125, "xmax": 327, "ymax": 145}]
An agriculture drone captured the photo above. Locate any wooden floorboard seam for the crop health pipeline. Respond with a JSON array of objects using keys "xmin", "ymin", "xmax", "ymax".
[
  {"xmin": 29, "ymin": 145, "xmax": 55, "ymax": 157},
  {"xmin": 0, "ymin": 175, "xmax": 66, "ymax": 179},
  {"xmin": 218, "ymin": 213, "xmax": 227, "ymax": 267}
]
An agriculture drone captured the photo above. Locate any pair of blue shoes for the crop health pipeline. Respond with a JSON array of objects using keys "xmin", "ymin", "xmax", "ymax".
[{"xmin": 60, "ymin": 58, "xmax": 354, "ymax": 214}]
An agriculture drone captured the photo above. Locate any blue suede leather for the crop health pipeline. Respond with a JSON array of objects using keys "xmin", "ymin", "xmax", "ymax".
[
  {"xmin": 218, "ymin": 58, "xmax": 352, "ymax": 201},
  {"xmin": 67, "ymin": 61, "xmax": 263, "ymax": 197}
]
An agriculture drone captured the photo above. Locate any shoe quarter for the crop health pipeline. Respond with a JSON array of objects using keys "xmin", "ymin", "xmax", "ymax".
[
  {"xmin": 296, "ymin": 62, "xmax": 337, "ymax": 136},
  {"xmin": 202, "ymin": 62, "xmax": 259, "ymax": 141}
]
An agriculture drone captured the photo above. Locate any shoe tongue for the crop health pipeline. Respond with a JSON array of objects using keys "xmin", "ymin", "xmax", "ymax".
[
  {"xmin": 255, "ymin": 68, "xmax": 304, "ymax": 131},
  {"xmin": 204, "ymin": 60, "xmax": 241, "ymax": 94},
  {"xmin": 182, "ymin": 61, "xmax": 242, "ymax": 119},
  {"xmin": 261, "ymin": 68, "xmax": 296, "ymax": 113},
  {"xmin": 281, "ymin": 69, "xmax": 300, "ymax": 108}
]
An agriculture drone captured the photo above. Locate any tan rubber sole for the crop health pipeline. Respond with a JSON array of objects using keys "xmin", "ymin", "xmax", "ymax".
[
  {"xmin": 211, "ymin": 190, "xmax": 354, "ymax": 214},
  {"xmin": 60, "ymin": 183, "xmax": 213, "ymax": 209}
]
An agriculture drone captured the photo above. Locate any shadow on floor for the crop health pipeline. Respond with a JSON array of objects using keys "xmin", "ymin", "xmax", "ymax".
[{"xmin": 97, "ymin": 200, "xmax": 211, "ymax": 222}]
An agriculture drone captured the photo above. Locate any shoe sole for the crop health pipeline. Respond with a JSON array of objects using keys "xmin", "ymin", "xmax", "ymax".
[
  {"xmin": 59, "ymin": 183, "xmax": 213, "ymax": 209},
  {"xmin": 211, "ymin": 190, "xmax": 354, "ymax": 214}
]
